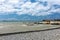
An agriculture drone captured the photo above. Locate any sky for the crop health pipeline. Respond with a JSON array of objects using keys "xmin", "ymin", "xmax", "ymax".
[{"xmin": 0, "ymin": 0, "xmax": 60, "ymax": 21}]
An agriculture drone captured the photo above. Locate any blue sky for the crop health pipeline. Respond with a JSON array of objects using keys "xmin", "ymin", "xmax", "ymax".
[{"xmin": 0, "ymin": 0, "xmax": 60, "ymax": 21}]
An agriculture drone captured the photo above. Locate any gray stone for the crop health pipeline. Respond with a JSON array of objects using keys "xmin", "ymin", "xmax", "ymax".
[{"xmin": 0, "ymin": 29, "xmax": 60, "ymax": 40}]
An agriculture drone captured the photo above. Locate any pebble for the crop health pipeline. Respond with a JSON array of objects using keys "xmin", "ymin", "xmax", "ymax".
[{"xmin": 0, "ymin": 29, "xmax": 60, "ymax": 40}]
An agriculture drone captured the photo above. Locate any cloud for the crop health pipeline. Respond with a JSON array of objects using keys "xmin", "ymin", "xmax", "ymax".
[{"xmin": 0, "ymin": 0, "xmax": 60, "ymax": 16}]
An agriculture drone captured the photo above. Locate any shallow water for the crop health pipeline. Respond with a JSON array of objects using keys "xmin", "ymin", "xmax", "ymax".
[{"xmin": 0, "ymin": 22, "xmax": 60, "ymax": 34}]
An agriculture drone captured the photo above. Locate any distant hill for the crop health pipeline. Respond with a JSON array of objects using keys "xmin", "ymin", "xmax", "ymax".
[{"xmin": 0, "ymin": 12, "xmax": 60, "ymax": 22}]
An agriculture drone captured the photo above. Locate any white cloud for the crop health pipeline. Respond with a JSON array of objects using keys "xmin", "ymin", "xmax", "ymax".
[{"xmin": 0, "ymin": 0, "xmax": 60, "ymax": 16}]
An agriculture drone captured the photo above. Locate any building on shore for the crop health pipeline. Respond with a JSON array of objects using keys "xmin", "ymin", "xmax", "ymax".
[
  {"xmin": 42, "ymin": 19, "xmax": 60, "ymax": 25},
  {"xmin": 37, "ymin": 19, "xmax": 60, "ymax": 25}
]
